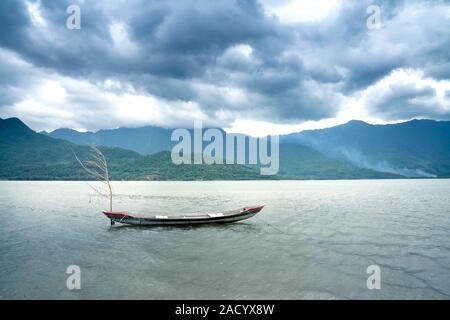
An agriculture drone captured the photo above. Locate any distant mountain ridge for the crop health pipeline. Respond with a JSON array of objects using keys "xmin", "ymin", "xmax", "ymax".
[
  {"xmin": 283, "ymin": 119, "xmax": 450, "ymax": 177},
  {"xmin": 45, "ymin": 118, "xmax": 450, "ymax": 178},
  {"xmin": 0, "ymin": 118, "xmax": 266, "ymax": 181},
  {"xmin": 1, "ymin": 117, "xmax": 399, "ymax": 180},
  {"xmin": 44, "ymin": 126, "xmax": 174, "ymax": 155}
]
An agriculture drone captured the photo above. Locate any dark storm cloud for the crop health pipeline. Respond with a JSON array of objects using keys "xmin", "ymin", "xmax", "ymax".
[
  {"xmin": 287, "ymin": 1, "xmax": 404, "ymax": 90},
  {"xmin": 296, "ymin": 0, "xmax": 449, "ymax": 91},
  {"xmin": 0, "ymin": 1, "xmax": 30, "ymax": 47},
  {"xmin": 0, "ymin": 0, "xmax": 449, "ymax": 127},
  {"xmin": 0, "ymin": 0, "xmax": 115, "ymax": 76},
  {"xmin": 14, "ymin": 0, "xmax": 280, "ymax": 78},
  {"xmin": 366, "ymin": 83, "xmax": 450, "ymax": 120},
  {"xmin": 0, "ymin": 0, "xmax": 339, "ymax": 123}
]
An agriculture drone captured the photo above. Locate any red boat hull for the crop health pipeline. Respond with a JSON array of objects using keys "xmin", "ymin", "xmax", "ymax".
[{"xmin": 102, "ymin": 205, "xmax": 265, "ymax": 226}]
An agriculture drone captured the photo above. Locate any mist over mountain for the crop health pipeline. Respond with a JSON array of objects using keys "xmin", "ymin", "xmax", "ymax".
[
  {"xmin": 278, "ymin": 143, "xmax": 399, "ymax": 179},
  {"xmin": 283, "ymin": 119, "xmax": 450, "ymax": 178}
]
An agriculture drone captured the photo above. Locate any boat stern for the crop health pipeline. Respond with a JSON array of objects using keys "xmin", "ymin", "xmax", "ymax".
[{"xmin": 102, "ymin": 210, "xmax": 131, "ymax": 224}]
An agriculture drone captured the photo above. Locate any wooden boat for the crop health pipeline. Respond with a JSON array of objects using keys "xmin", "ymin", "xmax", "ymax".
[{"xmin": 102, "ymin": 204, "xmax": 265, "ymax": 226}]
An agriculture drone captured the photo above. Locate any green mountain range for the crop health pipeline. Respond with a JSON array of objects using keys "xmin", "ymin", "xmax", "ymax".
[
  {"xmin": 44, "ymin": 117, "xmax": 450, "ymax": 178},
  {"xmin": 4, "ymin": 117, "xmax": 450, "ymax": 180},
  {"xmin": 0, "ymin": 118, "xmax": 268, "ymax": 180},
  {"xmin": 283, "ymin": 119, "xmax": 450, "ymax": 177}
]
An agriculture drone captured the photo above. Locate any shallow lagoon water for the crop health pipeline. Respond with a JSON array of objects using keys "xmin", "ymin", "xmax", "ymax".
[{"xmin": 1, "ymin": 180, "xmax": 450, "ymax": 299}]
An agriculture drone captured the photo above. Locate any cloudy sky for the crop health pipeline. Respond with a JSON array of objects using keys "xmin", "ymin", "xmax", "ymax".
[{"xmin": 0, "ymin": 0, "xmax": 449, "ymax": 136}]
